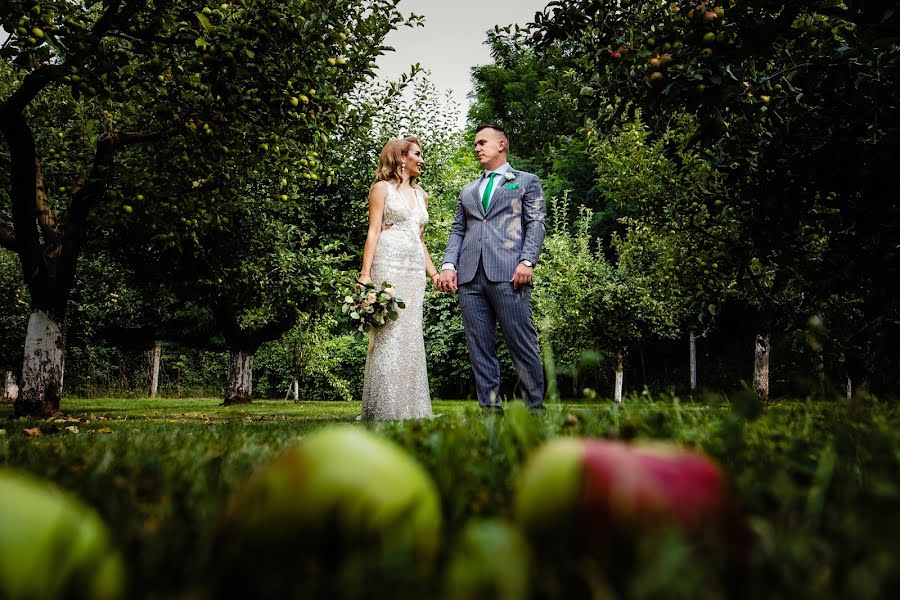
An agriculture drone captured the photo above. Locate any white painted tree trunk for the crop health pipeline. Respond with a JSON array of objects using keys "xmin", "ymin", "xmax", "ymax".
[
  {"xmin": 224, "ymin": 350, "xmax": 253, "ymax": 405},
  {"xmin": 753, "ymin": 332, "xmax": 770, "ymax": 401},
  {"xmin": 18, "ymin": 310, "xmax": 65, "ymax": 416},
  {"xmin": 3, "ymin": 370, "xmax": 18, "ymax": 404},
  {"xmin": 689, "ymin": 330, "xmax": 697, "ymax": 393},
  {"xmin": 283, "ymin": 377, "xmax": 299, "ymax": 401},
  {"xmin": 614, "ymin": 351, "xmax": 624, "ymax": 403},
  {"xmin": 147, "ymin": 344, "xmax": 161, "ymax": 398}
]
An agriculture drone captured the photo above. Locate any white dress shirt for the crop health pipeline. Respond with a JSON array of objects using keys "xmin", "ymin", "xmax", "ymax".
[{"xmin": 477, "ymin": 162, "xmax": 511, "ymax": 209}]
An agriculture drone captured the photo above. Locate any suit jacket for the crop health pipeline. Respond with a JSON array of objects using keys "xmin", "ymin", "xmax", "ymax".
[{"xmin": 443, "ymin": 168, "xmax": 547, "ymax": 285}]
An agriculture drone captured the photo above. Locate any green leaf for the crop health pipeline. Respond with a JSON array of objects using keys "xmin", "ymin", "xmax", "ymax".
[{"xmin": 195, "ymin": 13, "xmax": 212, "ymax": 32}]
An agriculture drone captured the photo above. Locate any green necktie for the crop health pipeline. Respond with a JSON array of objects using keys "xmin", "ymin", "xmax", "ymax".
[{"xmin": 482, "ymin": 172, "xmax": 498, "ymax": 213}]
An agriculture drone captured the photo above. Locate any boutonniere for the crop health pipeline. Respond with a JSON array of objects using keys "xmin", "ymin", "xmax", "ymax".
[{"xmin": 503, "ymin": 171, "xmax": 516, "ymax": 181}]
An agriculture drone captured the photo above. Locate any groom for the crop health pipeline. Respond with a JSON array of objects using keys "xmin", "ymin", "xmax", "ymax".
[{"xmin": 437, "ymin": 124, "xmax": 546, "ymax": 413}]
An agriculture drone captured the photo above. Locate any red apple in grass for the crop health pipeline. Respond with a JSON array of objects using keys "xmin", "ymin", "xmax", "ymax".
[
  {"xmin": 215, "ymin": 427, "xmax": 441, "ymax": 596},
  {"xmin": 514, "ymin": 438, "xmax": 747, "ymax": 554}
]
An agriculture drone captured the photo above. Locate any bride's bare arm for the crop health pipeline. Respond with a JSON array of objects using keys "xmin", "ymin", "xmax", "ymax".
[
  {"xmin": 359, "ymin": 182, "xmax": 388, "ymax": 284},
  {"xmin": 420, "ymin": 192, "xmax": 439, "ymax": 286},
  {"xmin": 421, "ymin": 227, "xmax": 439, "ymax": 283}
]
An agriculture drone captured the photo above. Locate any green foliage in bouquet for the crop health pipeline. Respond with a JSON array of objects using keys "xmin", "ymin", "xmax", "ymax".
[{"xmin": 341, "ymin": 281, "xmax": 405, "ymax": 341}]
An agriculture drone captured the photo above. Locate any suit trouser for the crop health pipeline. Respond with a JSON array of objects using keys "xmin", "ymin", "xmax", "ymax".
[{"xmin": 459, "ymin": 261, "xmax": 545, "ymax": 409}]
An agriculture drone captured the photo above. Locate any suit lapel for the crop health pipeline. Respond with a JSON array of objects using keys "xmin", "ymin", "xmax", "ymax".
[{"xmin": 469, "ymin": 176, "xmax": 485, "ymax": 216}]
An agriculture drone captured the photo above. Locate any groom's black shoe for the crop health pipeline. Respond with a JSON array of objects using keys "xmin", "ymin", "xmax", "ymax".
[
  {"xmin": 481, "ymin": 405, "xmax": 504, "ymax": 416},
  {"xmin": 528, "ymin": 405, "xmax": 547, "ymax": 416}
]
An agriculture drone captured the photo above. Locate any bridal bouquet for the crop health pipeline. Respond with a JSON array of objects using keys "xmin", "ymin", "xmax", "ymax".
[{"xmin": 341, "ymin": 281, "xmax": 405, "ymax": 341}]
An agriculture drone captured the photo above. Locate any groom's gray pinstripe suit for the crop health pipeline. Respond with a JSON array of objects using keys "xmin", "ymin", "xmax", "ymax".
[{"xmin": 442, "ymin": 168, "xmax": 547, "ymax": 409}]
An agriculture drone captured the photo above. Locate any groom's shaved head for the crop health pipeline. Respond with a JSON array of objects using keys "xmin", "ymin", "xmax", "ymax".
[
  {"xmin": 475, "ymin": 124, "xmax": 509, "ymax": 145},
  {"xmin": 474, "ymin": 125, "xmax": 509, "ymax": 170}
]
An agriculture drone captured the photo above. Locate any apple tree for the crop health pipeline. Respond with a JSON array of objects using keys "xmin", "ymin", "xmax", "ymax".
[
  {"xmin": 527, "ymin": 0, "xmax": 900, "ymax": 398},
  {"xmin": 0, "ymin": 0, "xmax": 421, "ymax": 414}
]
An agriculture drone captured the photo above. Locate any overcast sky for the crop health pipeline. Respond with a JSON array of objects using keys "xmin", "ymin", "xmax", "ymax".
[{"xmin": 376, "ymin": 0, "xmax": 550, "ymax": 128}]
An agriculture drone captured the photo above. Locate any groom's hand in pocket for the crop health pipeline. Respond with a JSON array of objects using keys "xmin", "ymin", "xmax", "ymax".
[{"xmin": 438, "ymin": 269, "xmax": 458, "ymax": 293}]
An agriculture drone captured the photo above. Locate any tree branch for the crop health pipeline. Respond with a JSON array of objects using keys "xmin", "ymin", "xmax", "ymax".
[
  {"xmin": 0, "ymin": 107, "xmax": 44, "ymax": 297},
  {"xmin": 104, "ymin": 30, "xmax": 195, "ymax": 47},
  {"xmin": 2, "ymin": 0, "xmax": 125, "ymax": 115},
  {"xmin": 60, "ymin": 127, "xmax": 175, "ymax": 228},
  {"xmin": 91, "ymin": 0, "xmax": 125, "ymax": 38},
  {"xmin": 3, "ymin": 65, "xmax": 69, "ymax": 115},
  {"xmin": 34, "ymin": 160, "xmax": 60, "ymax": 252},
  {"xmin": 115, "ymin": 129, "xmax": 177, "ymax": 147},
  {"xmin": 54, "ymin": 126, "xmax": 161, "ymax": 301}
]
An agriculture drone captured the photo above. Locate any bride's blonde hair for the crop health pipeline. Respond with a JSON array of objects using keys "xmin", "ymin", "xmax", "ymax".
[{"xmin": 373, "ymin": 136, "xmax": 422, "ymax": 187}]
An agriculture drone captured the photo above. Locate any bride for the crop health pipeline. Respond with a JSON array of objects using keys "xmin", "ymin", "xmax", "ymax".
[{"xmin": 357, "ymin": 136, "xmax": 439, "ymax": 420}]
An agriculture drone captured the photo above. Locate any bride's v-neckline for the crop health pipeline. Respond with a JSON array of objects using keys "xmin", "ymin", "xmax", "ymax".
[{"xmin": 392, "ymin": 183, "xmax": 420, "ymax": 215}]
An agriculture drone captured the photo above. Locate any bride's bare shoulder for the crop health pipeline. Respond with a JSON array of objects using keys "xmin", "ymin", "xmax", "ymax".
[
  {"xmin": 416, "ymin": 186, "xmax": 430, "ymax": 206},
  {"xmin": 368, "ymin": 180, "xmax": 391, "ymax": 201}
]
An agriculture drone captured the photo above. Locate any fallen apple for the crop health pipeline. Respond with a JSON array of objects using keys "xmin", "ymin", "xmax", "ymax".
[
  {"xmin": 514, "ymin": 438, "xmax": 746, "ymax": 552},
  {"xmin": 215, "ymin": 427, "xmax": 442, "ymax": 596},
  {"xmin": 0, "ymin": 469, "xmax": 124, "ymax": 600},
  {"xmin": 444, "ymin": 519, "xmax": 531, "ymax": 600}
]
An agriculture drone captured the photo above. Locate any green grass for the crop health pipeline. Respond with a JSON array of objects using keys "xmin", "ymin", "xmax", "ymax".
[{"xmin": 1, "ymin": 395, "xmax": 898, "ymax": 599}]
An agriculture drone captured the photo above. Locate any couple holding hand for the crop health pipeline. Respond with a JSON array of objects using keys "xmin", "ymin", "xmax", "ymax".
[{"xmin": 357, "ymin": 125, "xmax": 546, "ymax": 420}]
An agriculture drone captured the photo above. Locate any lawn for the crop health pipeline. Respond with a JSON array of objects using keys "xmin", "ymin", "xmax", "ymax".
[{"xmin": 1, "ymin": 395, "xmax": 898, "ymax": 599}]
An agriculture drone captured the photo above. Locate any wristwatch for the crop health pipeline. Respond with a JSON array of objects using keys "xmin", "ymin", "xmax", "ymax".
[{"xmin": 520, "ymin": 260, "xmax": 534, "ymax": 268}]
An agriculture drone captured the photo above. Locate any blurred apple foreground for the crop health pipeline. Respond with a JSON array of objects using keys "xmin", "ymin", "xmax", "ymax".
[
  {"xmin": 0, "ymin": 469, "xmax": 124, "ymax": 600},
  {"xmin": 444, "ymin": 518, "xmax": 532, "ymax": 600},
  {"xmin": 516, "ymin": 437, "xmax": 749, "ymax": 559},
  {"xmin": 213, "ymin": 426, "xmax": 442, "ymax": 597}
]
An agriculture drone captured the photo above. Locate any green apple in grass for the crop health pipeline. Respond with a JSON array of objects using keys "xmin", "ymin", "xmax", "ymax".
[
  {"xmin": 444, "ymin": 519, "xmax": 532, "ymax": 600},
  {"xmin": 0, "ymin": 469, "xmax": 124, "ymax": 600},
  {"xmin": 216, "ymin": 427, "xmax": 441, "ymax": 595}
]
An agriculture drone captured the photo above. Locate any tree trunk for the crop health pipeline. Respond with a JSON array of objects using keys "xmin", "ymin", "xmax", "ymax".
[
  {"xmin": 3, "ymin": 370, "xmax": 18, "ymax": 404},
  {"xmin": 689, "ymin": 330, "xmax": 697, "ymax": 393},
  {"xmin": 283, "ymin": 377, "xmax": 299, "ymax": 401},
  {"xmin": 846, "ymin": 374, "xmax": 852, "ymax": 401},
  {"xmin": 16, "ymin": 310, "xmax": 65, "ymax": 417},
  {"xmin": 614, "ymin": 351, "xmax": 624, "ymax": 403},
  {"xmin": 753, "ymin": 332, "xmax": 770, "ymax": 402},
  {"xmin": 639, "ymin": 347, "xmax": 646, "ymax": 389},
  {"xmin": 147, "ymin": 344, "xmax": 161, "ymax": 398},
  {"xmin": 224, "ymin": 350, "xmax": 253, "ymax": 405},
  {"xmin": 816, "ymin": 350, "xmax": 826, "ymax": 397}
]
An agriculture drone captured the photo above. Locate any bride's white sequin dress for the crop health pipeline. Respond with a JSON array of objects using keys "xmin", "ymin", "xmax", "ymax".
[{"xmin": 360, "ymin": 184, "xmax": 433, "ymax": 420}]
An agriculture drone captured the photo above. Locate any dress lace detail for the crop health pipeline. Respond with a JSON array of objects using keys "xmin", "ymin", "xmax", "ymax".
[{"xmin": 361, "ymin": 185, "xmax": 433, "ymax": 420}]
